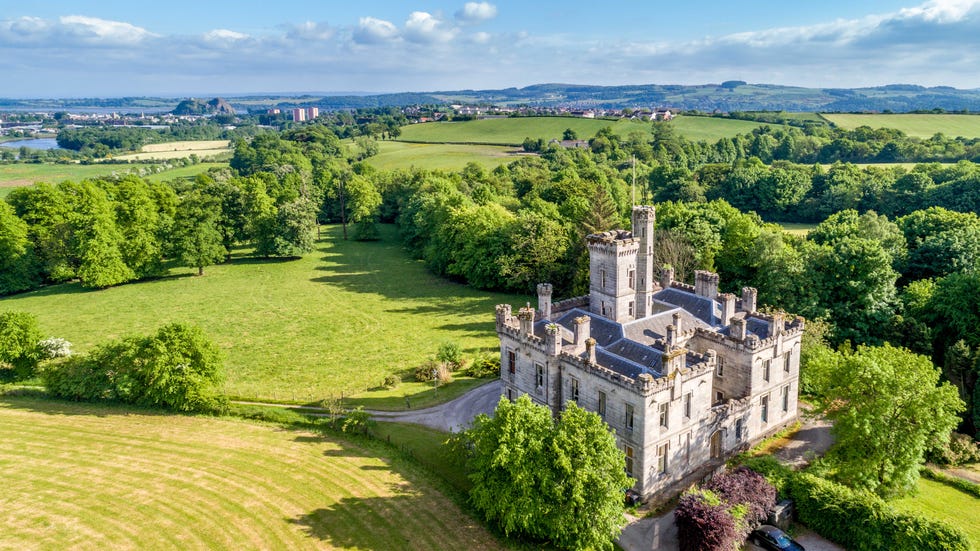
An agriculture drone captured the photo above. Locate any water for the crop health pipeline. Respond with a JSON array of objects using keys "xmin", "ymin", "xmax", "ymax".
[{"xmin": 0, "ymin": 138, "xmax": 61, "ymax": 150}]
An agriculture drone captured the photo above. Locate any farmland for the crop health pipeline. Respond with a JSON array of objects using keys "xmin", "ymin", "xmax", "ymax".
[
  {"xmin": 0, "ymin": 396, "xmax": 502, "ymax": 551},
  {"xmin": 822, "ymin": 113, "xmax": 980, "ymax": 139},
  {"xmin": 365, "ymin": 141, "xmax": 523, "ymax": 171},
  {"xmin": 0, "ymin": 224, "xmax": 527, "ymax": 408},
  {"xmin": 0, "ymin": 162, "xmax": 227, "ymax": 195},
  {"xmin": 113, "ymin": 139, "xmax": 233, "ymax": 161},
  {"xmin": 397, "ymin": 115, "xmax": 783, "ymax": 146}
]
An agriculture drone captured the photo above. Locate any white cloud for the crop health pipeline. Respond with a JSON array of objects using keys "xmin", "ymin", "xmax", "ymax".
[
  {"xmin": 59, "ymin": 15, "xmax": 155, "ymax": 44},
  {"xmin": 455, "ymin": 2, "xmax": 497, "ymax": 24},
  {"xmin": 403, "ymin": 11, "xmax": 457, "ymax": 43},
  {"xmin": 353, "ymin": 16, "xmax": 399, "ymax": 44},
  {"xmin": 203, "ymin": 29, "xmax": 250, "ymax": 42},
  {"xmin": 284, "ymin": 21, "xmax": 335, "ymax": 41},
  {"xmin": 470, "ymin": 31, "xmax": 491, "ymax": 44}
]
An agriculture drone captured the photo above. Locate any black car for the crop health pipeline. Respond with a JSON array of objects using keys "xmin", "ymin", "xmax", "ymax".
[{"xmin": 748, "ymin": 525, "xmax": 805, "ymax": 551}]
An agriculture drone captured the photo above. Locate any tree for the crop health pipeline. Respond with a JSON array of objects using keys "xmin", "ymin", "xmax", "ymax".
[
  {"xmin": 255, "ymin": 198, "xmax": 317, "ymax": 257},
  {"xmin": 63, "ymin": 181, "xmax": 135, "ymax": 289},
  {"xmin": 172, "ymin": 189, "xmax": 227, "ymax": 276},
  {"xmin": 453, "ymin": 396, "xmax": 631, "ymax": 550},
  {"xmin": 0, "ymin": 202, "xmax": 37, "ymax": 295},
  {"xmin": 562, "ymin": 128, "xmax": 578, "ymax": 141},
  {"xmin": 0, "ymin": 311, "xmax": 43, "ymax": 381},
  {"xmin": 813, "ymin": 344, "xmax": 963, "ymax": 497}
]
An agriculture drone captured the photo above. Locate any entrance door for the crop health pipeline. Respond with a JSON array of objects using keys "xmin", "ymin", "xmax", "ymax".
[{"xmin": 710, "ymin": 430, "xmax": 722, "ymax": 459}]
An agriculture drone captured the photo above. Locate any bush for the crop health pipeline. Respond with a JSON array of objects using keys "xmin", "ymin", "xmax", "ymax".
[
  {"xmin": 736, "ymin": 455, "xmax": 795, "ymax": 500},
  {"xmin": 436, "ymin": 341, "xmax": 464, "ymax": 370},
  {"xmin": 382, "ymin": 374, "xmax": 400, "ymax": 389},
  {"xmin": 790, "ymin": 472, "xmax": 970, "ymax": 551},
  {"xmin": 926, "ymin": 432, "xmax": 980, "ymax": 466},
  {"xmin": 465, "ymin": 352, "xmax": 500, "ymax": 378},
  {"xmin": 704, "ymin": 466, "xmax": 777, "ymax": 527},
  {"xmin": 674, "ymin": 490, "xmax": 738, "ymax": 551},
  {"xmin": 414, "ymin": 360, "xmax": 452, "ymax": 383}
]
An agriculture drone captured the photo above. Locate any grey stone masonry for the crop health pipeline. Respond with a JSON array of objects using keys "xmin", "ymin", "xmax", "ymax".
[{"xmin": 497, "ymin": 205, "xmax": 803, "ymax": 500}]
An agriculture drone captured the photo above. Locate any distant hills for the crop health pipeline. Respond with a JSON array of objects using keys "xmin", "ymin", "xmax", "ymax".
[
  {"xmin": 172, "ymin": 97, "xmax": 235, "ymax": 116},
  {"xmin": 3, "ymin": 82, "xmax": 980, "ymax": 113}
]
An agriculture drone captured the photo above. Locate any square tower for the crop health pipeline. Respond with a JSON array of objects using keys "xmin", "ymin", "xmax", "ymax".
[
  {"xmin": 632, "ymin": 206, "xmax": 655, "ymax": 317},
  {"xmin": 587, "ymin": 230, "xmax": 641, "ymax": 323}
]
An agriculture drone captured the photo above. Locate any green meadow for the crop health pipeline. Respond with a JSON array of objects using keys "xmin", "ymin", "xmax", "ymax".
[
  {"xmin": 397, "ymin": 115, "xmax": 782, "ymax": 146},
  {"xmin": 891, "ymin": 477, "xmax": 980, "ymax": 548},
  {"xmin": 0, "ymin": 224, "xmax": 527, "ymax": 408},
  {"xmin": 365, "ymin": 141, "xmax": 523, "ymax": 171},
  {"xmin": 0, "ymin": 397, "xmax": 503, "ymax": 551},
  {"xmin": 822, "ymin": 113, "xmax": 980, "ymax": 139},
  {"xmin": 0, "ymin": 161, "xmax": 227, "ymax": 192}
]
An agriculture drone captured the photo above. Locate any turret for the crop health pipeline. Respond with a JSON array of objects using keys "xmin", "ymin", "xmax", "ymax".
[
  {"xmin": 537, "ymin": 283, "xmax": 553, "ymax": 321},
  {"xmin": 573, "ymin": 316, "xmax": 591, "ymax": 351},
  {"xmin": 545, "ymin": 323, "xmax": 562, "ymax": 356},
  {"xmin": 695, "ymin": 270, "xmax": 719, "ymax": 299},
  {"xmin": 660, "ymin": 265, "xmax": 675, "ymax": 289},
  {"xmin": 719, "ymin": 293, "xmax": 737, "ymax": 327},
  {"xmin": 632, "ymin": 206, "xmax": 655, "ymax": 318},
  {"xmin": 517, "ymin": 304, "xmax": 535, "ymax": 336},
  {"xmin": 741, "ymin": 287, "xmax": 757, "ymax": 313}
]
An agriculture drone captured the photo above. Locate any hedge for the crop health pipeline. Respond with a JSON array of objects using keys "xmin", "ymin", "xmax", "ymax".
[{"xmin": 790, "ymin": 473, "xmax": 971, "ymax": 551}]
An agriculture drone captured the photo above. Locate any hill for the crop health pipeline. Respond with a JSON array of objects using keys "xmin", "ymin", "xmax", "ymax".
[{"xmin": 172, "ymin": 97, "xmax": 235, "ymax": 115}]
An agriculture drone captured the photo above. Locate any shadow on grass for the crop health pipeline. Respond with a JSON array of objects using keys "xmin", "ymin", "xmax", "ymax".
[
  {"xmin": 0, "ymin": 392, "xmax": 174, "ymax": 418},
  {"xmin": 290, "ymin": 493, "xmax": 446, "ymax": 550}
]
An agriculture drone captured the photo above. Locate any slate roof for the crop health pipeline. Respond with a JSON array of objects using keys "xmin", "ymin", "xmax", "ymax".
[{"xmin": 652, "ymin": 288, "xmax": 720, "ymax": 325}]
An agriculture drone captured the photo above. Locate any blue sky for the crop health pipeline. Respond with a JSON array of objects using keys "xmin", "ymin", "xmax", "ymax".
[{"xmin": 1, "ymin": 0, "xmax": 978, "ymax": 97}]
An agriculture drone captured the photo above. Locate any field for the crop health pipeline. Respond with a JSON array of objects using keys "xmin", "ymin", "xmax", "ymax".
[
  {"xmin": 397, "ymin": 115, "xmax": 781, "ymax": 146},
  {"xmin": 779, "ymin": 222, "xmax": 817, "ymax": 236},
  {"xmin": 0, "ymin": 162, "xmax": 227, "ymax": 195},
  {"xmin": 891, "ymin": 477, "xmax": 980, "ymax": 548},
  {"xmin": 0, "ymin": 224, "xmax": 527, "ymax": 407},
  {"xmin": 113, "ymin": 140, "xmax": 232, "ymax": 161},
  {"xmin": 0, "ymin": 396, "xmax": 502, "ymax": 551},
  {"xmin": 821, "ymin": 113, "xmax": 980, "ymax": 139},
  {"xmin": 365, "ymin": 141, "xmax": 524, "ymax": 171}
]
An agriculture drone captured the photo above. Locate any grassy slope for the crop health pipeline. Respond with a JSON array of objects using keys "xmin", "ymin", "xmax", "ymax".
[
  {"xmin": 365, "ymin": 141, "xmax": 522, "ymax": 171},
  {"xmin": 891, "ymin": 477, "xmax": 980, "ymax": 548},
  {"xmin": 0, "ymin": 224, "xmax": 527, "ymax": 407},
  {"xmin": 397, "ymin": 116, "xmax": 777, "ymax": 146},
  {"xmin": 0, "ymin": 162, "xmax": 226, "ymax": 188},
  {"xmin": 822, "ymin": 113, "xmax": 980, "ymax": 139},
  {"xmin": 0, "ymin": 396, "xmax": 502, "ymax": 551}
]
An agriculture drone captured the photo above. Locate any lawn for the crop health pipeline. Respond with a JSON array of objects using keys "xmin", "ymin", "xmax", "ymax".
[
  {"xmin": 0, "ymin": 161, "xmax": 227, "ymax": 190},
  {"xmin": 0, "ymin": 224, "xmax": 527, "ymax": 407},
  {"xmin": 397, "ymin": 115, "xmax": 779, "ymax": 146},
  {"xmin": 891, "ymin": 477, "xmax": 980, "ymax": 548},
  {"xmin": 114, "ymin": 140, "xmax": 233, "ymax": 161},
  {"xmin": 0, "ymin": 396, "xmax": 503, "ymax": 551},
  {"xmin": 365, "ymin": 141, "xmax": 524, "ymax": 171},
  {"xmin": 822, "ymin": 113, "xmax": 980, "ymax": 139}
]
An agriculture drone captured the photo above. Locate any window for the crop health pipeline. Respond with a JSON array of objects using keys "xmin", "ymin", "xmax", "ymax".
[
  {"xmin": 535, "ymin": 363, "xmax": 545, "ymax": 388},
  {"xmin": 684, "ymin": 392, "xmax": 692, "ymax": 419},
  {"xmin": 761, "ymin": 394, "xmax": 770, "ymax": 424},
  {"xmin": 628, "ymin": 301, "xmax": 634, "ymax": 317},
  {"xmin": 507, "ymin": 349, "xmax": 516, "ymax": 374},
  {"xmin": 600, "ymin": 269, "xmax": 607, "ymax": 289},
  {"xmin": 717, "ymin": 356, "xmax": 725, "ymax": 377},
  {"xmin": 624, "ymin": 445, "xmax": 634, "ymax": 477},
  {"xmin": 625, "ymin": 403, "xmax": 635, "ymax": 432},
  {"xmin": 628, "ymin": 269, "xmax": 635, "ymax": 290},
  {"xmin": 658, "ymin": 402, "xmax": 668, "ymax": 428},
  {"xmin": 782, "ymin": 385, "xmax": 790, "ymax": 412},
  {"xmin": 601, "ymin": 302, "xmax": 607, "ymax": 316},
  {"xmin": 683, "ymin": 432, "xmax": 691, "ymax": 464},
  {"xmin": 570, "ymin": 378, "xmax": 580, "ymax": 402},
  {"xmin": 657, "ymin": 442, "xmax": 669, "ymax": 474},
  {"xmin": 506, "ymin": 388, "xmax": 513, "ymax": 401},
  {"xmin": 784, "ymin": 352, "xmax": 791, "ymax": 373},
  {"xmin": 598, "ymin": 391, "xmax": 607, "ymax": 418},
  {"xmin": 735, "ymin": 419, "xmax": 743, "ymax": 440},
  {"xmin": 763, "ymin": 359, "xmax": 771, "ymax": 382},
  {"xmin": 715, "ymin": 391, "xmax": 725, "ymax": 404}
]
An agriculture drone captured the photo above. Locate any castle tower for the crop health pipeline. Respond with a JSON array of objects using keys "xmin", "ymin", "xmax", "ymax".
[
  {"xmin": 632, "ymin": 206, "xmax": 655, "ymax": 318},
  {"xmin": 587, "ymin": 230, "xmax": 641, "ymax": 323}
]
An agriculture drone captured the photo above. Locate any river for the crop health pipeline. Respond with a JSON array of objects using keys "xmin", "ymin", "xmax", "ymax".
[{"xmin": 0, "ymin": 138, "xmax": 61, "ymax": 150}]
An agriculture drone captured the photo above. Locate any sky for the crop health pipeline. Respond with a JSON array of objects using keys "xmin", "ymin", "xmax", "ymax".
[{"xmin": 1, "ymin": 0, "xmax": 979, "ymax": 97}]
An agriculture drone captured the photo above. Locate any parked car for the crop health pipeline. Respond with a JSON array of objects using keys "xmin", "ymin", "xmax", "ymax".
[{"xmin": 748, "ymin": 525, "xmax": 805, "ymax": 551}]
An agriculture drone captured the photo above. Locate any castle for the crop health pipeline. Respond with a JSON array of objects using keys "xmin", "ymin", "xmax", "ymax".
[{"xmin": 495, "ymin": 205, "xmax": 803, "ymax": 500}]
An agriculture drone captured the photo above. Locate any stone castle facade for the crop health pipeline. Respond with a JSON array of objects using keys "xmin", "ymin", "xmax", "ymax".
[{"xmin": 495, "ymin": 205, "xmax": 803, "ymax": 500}]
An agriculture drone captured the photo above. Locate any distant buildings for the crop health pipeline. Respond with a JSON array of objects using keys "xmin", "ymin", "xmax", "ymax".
[{"xmin": 291, "ymin": 107, "xmax": 319, "ymax": 122}]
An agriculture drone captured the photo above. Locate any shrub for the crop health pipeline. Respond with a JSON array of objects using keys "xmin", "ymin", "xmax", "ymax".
[
  {"xmin": 736, "ymin": 455, "xmax": 794, "ymax": 500},
  {"xmin": 926, "ymin": 432, "xmax": 980, "ymax": 466},
  {"xmin": 790, "ymin": 472, "xmax": 970, "ymax": 551},
  {"xmin": 436, "ymin": 341, "xmax": 464, "ymax": 370},
  {"xmin": 465, "ymin": 352, "xmax": 500, "ymax": 378},
  {"xmin": 414, "ymin": 360, "xmax": 452, "ymax": 383},
  {"xmin": 704, "ymin": 466, "xmax": 777, "ymax": 526},
  {"xmin": 674, "ymin": 489, "xmax": 738, "ymax": 551},
  {"xmin": 382, "ymin": 374, "xmax": 400, "ymax": 389}
]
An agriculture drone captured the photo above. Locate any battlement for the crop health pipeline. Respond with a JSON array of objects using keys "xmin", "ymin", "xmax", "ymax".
[{"xmin": 551, "ymin": 295, "xmax": 589, "ymax": 315}]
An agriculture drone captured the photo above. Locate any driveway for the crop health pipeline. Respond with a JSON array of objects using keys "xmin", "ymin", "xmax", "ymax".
[{"xmin": 366, "ymin": 380, "xmax": 502, "ymax": 432}]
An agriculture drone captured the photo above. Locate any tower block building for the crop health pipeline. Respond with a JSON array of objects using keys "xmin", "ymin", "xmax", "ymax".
[{"xmin": 496, "ymin": 205, "xmax": 803, "ymax": 500}]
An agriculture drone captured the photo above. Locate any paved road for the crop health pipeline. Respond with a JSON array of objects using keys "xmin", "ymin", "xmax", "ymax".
[{"xmin": 366, "ymin": 380, "xmax": 502, "ymax": 432}]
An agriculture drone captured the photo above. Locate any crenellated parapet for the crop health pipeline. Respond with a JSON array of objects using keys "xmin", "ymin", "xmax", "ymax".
[
  {"xmin": 587, "ymin": 230, "xmax": 640, "ymax": 258},
  {"xmin": 551, "ymin": 295, "xmax": 589, "ymax": 314}
]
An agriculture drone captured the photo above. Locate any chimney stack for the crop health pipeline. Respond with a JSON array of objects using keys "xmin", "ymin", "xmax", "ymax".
[
  {"xmin": 695, "ymin": 270, "xmax": 720, "ymax": 299},
  {"xmin": 660, "ymin": 266, "xmax": 675, "ymax": 289},
  {"xmin": 495, "ymin": 304, "xmax": 512, "ymax": 327},
  {"xmin": 731, "ymin": 317, "xmax": 747, "ymax": 341},
  {"xmin": 741, "ymin": 287, "xmax": 758, "ymax": 313},
  {"xmin": 537, "ymin": 283, "xmax": 553, "ymax": 321},
  {"xmin": 545, "ymin": 323, "xmax": 562, "ymax": 356},
  {"xmin": 573, "ymin": 316, "xmax": 591, "ymax": 351},
  {"xmin": 586, "ymin": 338, "xmax": 597, "ymax": 364},
  {"xmin": 769, "ymin": 312, "xmax": 785, "ymax": 337},
  {"xmin": 518, "ymin": 303, "xmax": 535, "ymax": 336},
  {"xmin": 719, "ymin": 293, "xmax": 737, "ymax": 326}
]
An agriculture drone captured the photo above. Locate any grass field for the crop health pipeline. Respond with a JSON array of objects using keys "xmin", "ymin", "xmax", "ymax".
[
  {"xmin": 0, "ymin": 396, "xmax": 502, "ymax": 551},
  {"xmin": 822, "ymin": 113, "xmax": 980, "ymax": 139},
  {"xmin": 0, "ymin": 162, "xmax": 227, "ymax": 192},
  {"xmin": 365, "ymin": 141, "xmax": 524, "ymax": 171},
  {"xmin": 891, "ymin": 477, "xmax": 980, "ymax": 548},
  {"xmin": 0, "ymin": 224, "xmax": 527, "ymax": 407},
  {"xmin": 779, "ymin": 222, "xmax": 817, "ymax": 236},
  {"xmin": 397, "ymin": 115, "xmax": 781, "ymax": 146},
  {"xmin": 114, "ymin": 140, "xmax": 232, "ymax": 161}
]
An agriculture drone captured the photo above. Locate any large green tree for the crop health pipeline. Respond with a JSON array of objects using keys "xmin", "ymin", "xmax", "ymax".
[
  {"xmin": 812, "ymin": 344, "xmax": 963, "ymax": 497},
  {"xmin": 0, "ymin": 202, "xmax": 37, "ymax": 295},
  {"xmin": 255, "ymin": 198, "xmax": 317, "ymax": 257},
  {"xmin": 454, "ymin": 395, "xmax": 631, "ymax": 551},
  {"xmin": 172, "ymin": 189, "xmax": 227, "ymax": 276},
  {"xmin": 0, "ymin": 311, "xmax": 44, "ymax": 382}
]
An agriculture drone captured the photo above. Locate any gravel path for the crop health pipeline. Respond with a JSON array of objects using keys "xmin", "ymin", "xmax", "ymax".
[{"xmin": 365, "ymin": 380, "xmax": 502, "ymax": 432}]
